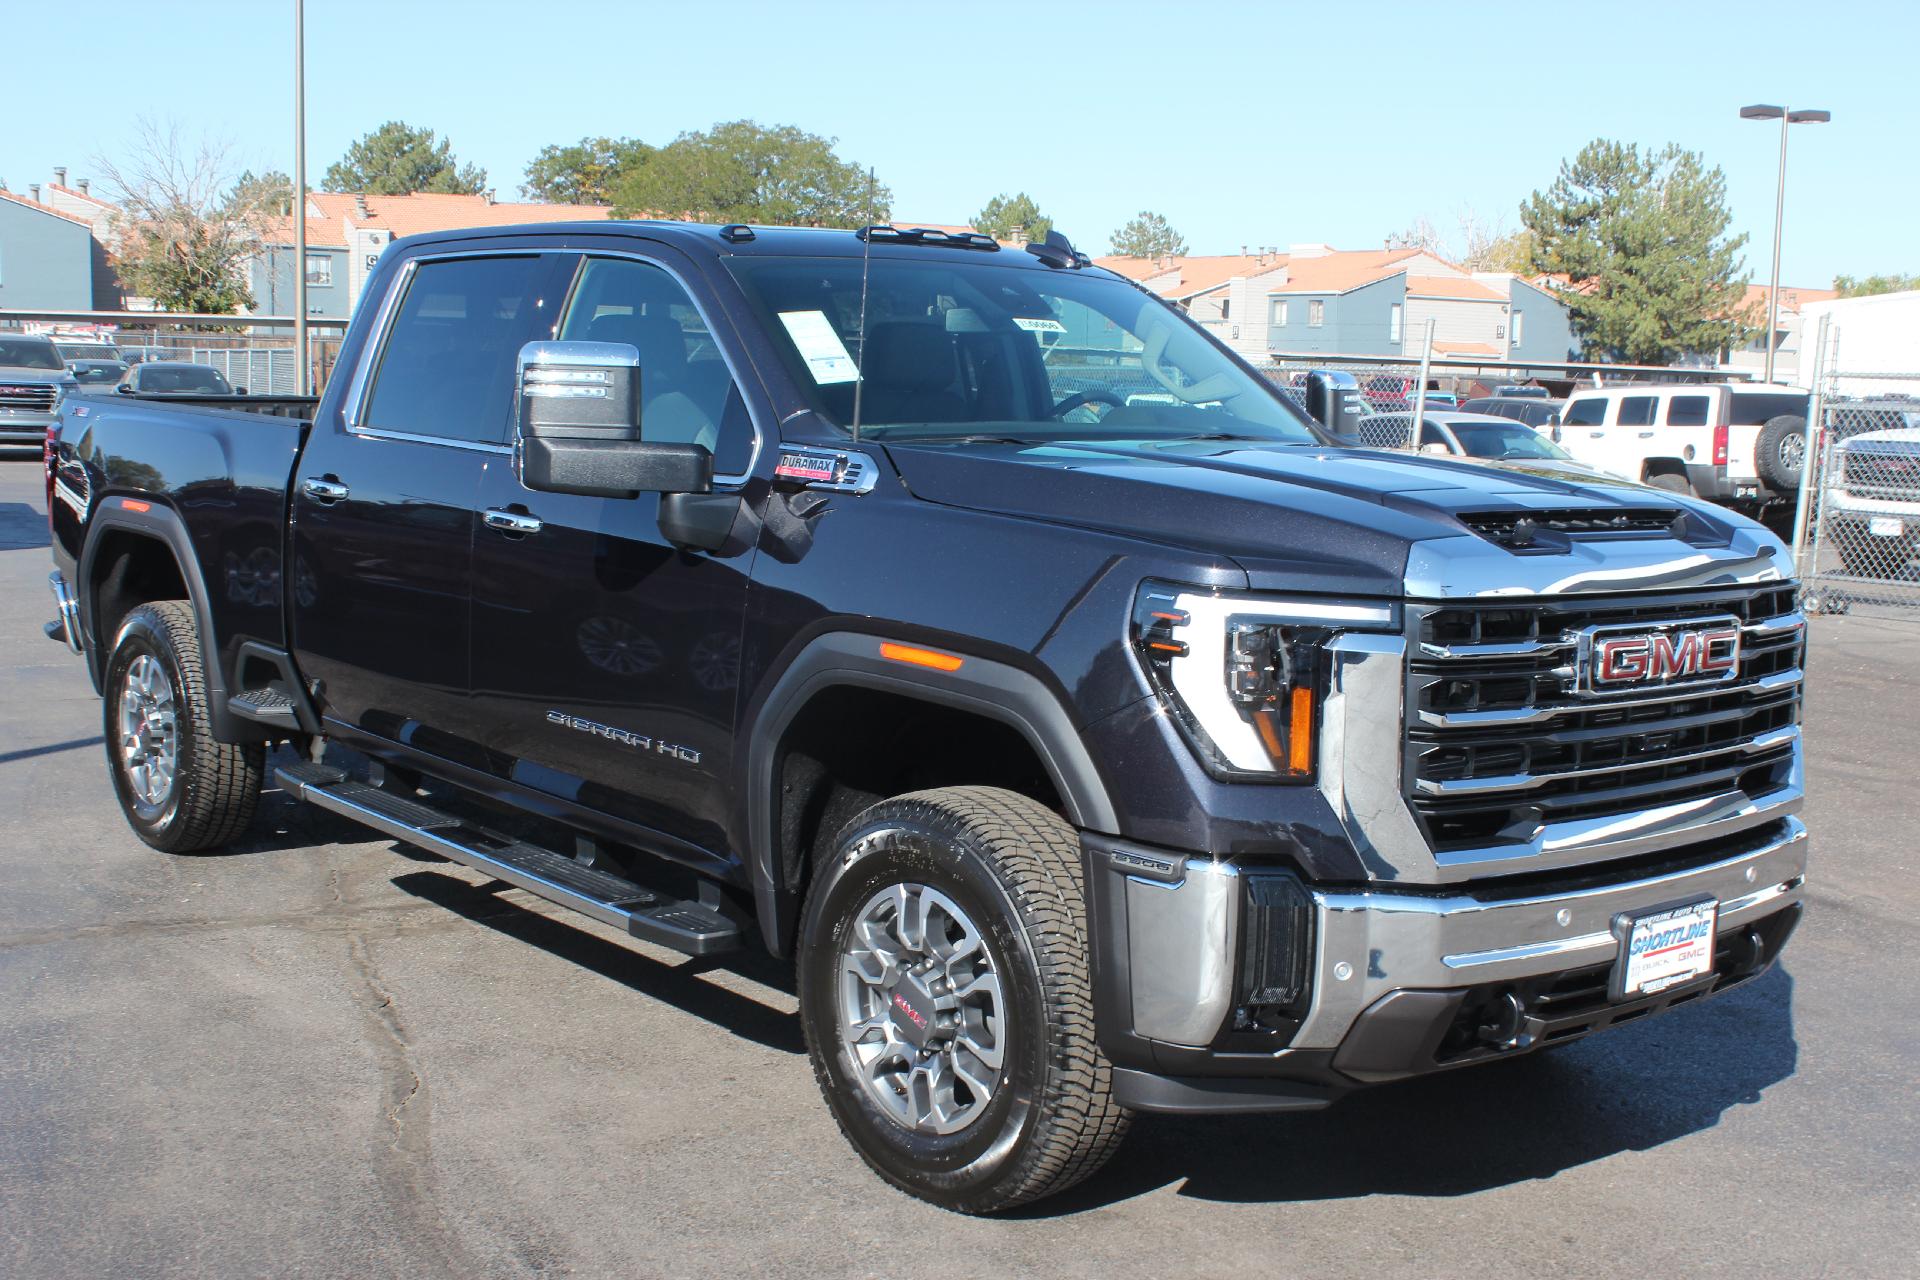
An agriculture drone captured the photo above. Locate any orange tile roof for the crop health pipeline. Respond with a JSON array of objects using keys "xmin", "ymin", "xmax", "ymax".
[
  {"xmin": 1405, "ymin": 274, "xmax": 1505, "ymax": 301},
  {"xmin": 1268, "ymin": 248, "xmax": 1427, "ymax": 295},
  {"xmin": 1736, "ymin": 283, "xmax": 1838, "ymax": 318},
  {"xmin": 1093, "ymin": 253, "xmax": 1290, "ymax": 299},
  {"xmin": 262, "ymin": 190, "xmax": 616, "ymax": 247},
  {"xmin": 0, "ymin": 188, "xmax": 91, "ymax": 226}
]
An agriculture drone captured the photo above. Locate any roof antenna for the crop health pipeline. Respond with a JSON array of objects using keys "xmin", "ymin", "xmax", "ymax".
[{"xmin": 851, "ymin": 166, "xmax": 877, "ymax": 445}]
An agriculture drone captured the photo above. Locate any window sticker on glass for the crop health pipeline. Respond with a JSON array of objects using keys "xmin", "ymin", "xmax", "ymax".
[
  {"xmin": 777, "ymin": 310, "xmax": 859, "ymax": 384},
  {"xmin": 1013, "ymin": 317, "xmax": 1067, "ymax": 333}
]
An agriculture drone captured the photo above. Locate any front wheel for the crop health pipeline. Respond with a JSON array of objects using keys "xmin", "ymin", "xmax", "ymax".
[
  {"xmin": 103, "ymin": 600, "xmax": 263, "ymax": 852},
  {"xmin": 797, "ymin": 786, "xmax": 1129, "ymax": 1213}
]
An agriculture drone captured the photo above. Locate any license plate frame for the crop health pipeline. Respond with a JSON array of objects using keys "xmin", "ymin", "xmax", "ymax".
[
  {"xmin": 1611, "ymin": 898, "xmax": 1718, "ymax": 1001},
  {"xmin": 1869, "ymin": 515, "xmax": 1904, "ymax": 538}
]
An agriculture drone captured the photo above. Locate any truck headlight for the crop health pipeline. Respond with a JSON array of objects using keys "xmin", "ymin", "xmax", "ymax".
[{"xmin": 1132, "ymin": 583, "xmax": 1396, "ymax": 782}]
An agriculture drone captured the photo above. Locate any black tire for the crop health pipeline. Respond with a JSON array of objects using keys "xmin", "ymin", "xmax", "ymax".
[
  {"xmin": 797, "ymin": 786, "xmax": 1129, "ymax": 1213},
  {"xmin": 103, "ymin": 600, "xmax": 263, "ymax": 852},
  {"xmin": 1755, "ymin": 414, "xmax": 1808, "ymax": 491},
  {"xmin": 1645, "ymin": 471, "xmax": 1694, "ymax": 497}
]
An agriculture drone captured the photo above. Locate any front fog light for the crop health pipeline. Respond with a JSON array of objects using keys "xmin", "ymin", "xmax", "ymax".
[{"xmin": 1133, "ymin": 583, "xmax": 1394, "ymax": 782}]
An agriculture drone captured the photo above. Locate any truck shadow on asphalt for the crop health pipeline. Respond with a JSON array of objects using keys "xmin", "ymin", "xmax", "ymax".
[
  {"xmin": 388, "ymin": 868, "xmax": 806, "ymax": 1055},
  {"xmin": 0, "ymin": 501, "xmax": 51, "ymax": 551},
  {"xmin": 1032, "ymin": 965, "xmax": 1798, "ymax": 1213}
]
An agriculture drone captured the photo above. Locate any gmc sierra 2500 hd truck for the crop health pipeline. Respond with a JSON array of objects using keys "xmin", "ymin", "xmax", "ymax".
[{"xmin": 43, "ymin": 220, "xmax": 1808, "ymax": 1213}]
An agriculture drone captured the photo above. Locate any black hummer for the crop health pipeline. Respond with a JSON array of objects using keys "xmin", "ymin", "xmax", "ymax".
[{"xmin": 44, "ymin": 220, "xmax": 1808, "ymax": 1212}]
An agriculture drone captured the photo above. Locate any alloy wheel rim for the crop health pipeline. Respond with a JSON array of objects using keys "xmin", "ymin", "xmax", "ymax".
[
  {"xmin": 836, "ymin": 882, "xmax": 1005, "ymax": 1136},
  {"xmin": 118, "ymin": 653, "xmax": 179, "ymax": 812},
  {"xmin": 1781, "ymin": 433, "xmax": 1806, "ymax": 473}
]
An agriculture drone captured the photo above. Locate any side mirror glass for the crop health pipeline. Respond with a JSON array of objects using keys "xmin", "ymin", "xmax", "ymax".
[
  {"xmin": 1419, "ymin": 442, "xmax": 1450, "ymax": 456},
  {"xmin": 116, "ymin": 383, "xmax": 133, "ymax": 395},
  {"xmin": 513, "ymin": 339, "xmax": 713, "ymax": 499},
  {"xmin": 234, "ymin": 385, "xmax": 248, "ymax": 396}
]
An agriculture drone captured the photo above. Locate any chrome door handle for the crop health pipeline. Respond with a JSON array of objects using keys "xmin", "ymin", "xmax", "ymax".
[
  {"xmin": 1638, "ymin": 431, "xmax": 1655, "ymax": 438},
  {"xmin": 1589, "ymin": 431, "xmax": 1605, "ymax": 438},
  {"xmin": 301, "ymin": 476, "xmax": 349, "ymax": 503},
  {"xmin": 483, "ymin": 507, "xmax": 543, "ymax": 536}
]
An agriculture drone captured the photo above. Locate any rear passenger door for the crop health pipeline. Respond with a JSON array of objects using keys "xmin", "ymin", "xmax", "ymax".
[{"xmin": 291, "ymin": 251, "xmax": 570, "ymax": 764}]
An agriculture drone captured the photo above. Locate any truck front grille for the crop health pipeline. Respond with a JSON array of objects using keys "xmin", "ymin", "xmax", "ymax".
[
  {"xmin": 1406, "ymin": 586, "xmax": 1803, "ymax": 857},
  {"xmin": 1842, "ymin": 447, "xmax": 1920, "ymax": 501},
  {"xmin": 0, "ymin": 384, "xmax": 59, "ymax": 413}
]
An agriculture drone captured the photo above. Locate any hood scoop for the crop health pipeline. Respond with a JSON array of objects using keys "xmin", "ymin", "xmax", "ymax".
[{"xmin": 1458, "ymin": 506, "xmax": 1687, "ymax": 553}]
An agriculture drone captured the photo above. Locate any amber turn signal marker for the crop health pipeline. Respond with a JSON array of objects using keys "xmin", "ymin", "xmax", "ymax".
[
  {"xmin": 1288, "ymin": 685, "xmax": 1315, "ymax": 775},
  {"xmin": 880, "ymin": 642, "xmax": 965, "ymax": 673},
  {"xmin": 120, "ymin": 498, "xmax": 151, "ymax": 513}
]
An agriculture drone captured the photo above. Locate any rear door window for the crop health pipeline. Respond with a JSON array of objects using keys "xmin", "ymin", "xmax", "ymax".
[
  {"xmin": 1618, "ymin": 396, "xmax": 1657, "ymax": 426},
  {"xmin": 1729, "ymin": 391, "xmax": 1810, "ymax": 425},
  {"xmin": 363, "ymin": 255, "xmax": 553, "ymax": 445},
  {"xmin": 1562, "ymin": 397, "xmax": 1608, "ymax": 426},
  {"xmin": 1666, "ymin": 395, "xmax": 1711, "ymax": 426}
]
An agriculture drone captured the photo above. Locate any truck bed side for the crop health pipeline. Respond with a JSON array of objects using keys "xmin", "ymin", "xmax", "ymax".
[{"xmin": 51, "ymin": 397, "xmax": 309, "ymax": 719}]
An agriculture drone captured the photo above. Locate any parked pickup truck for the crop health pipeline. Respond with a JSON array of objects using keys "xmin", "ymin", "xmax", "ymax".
[
  {"xmin": 1551, "ymin": 382, "xmax": 1810, "ymax": 514},
  {"xmin": 1819, "ymin": 422, "xmax": 1920, "ymax": 578},
  {"xmin": 2, "ymin": 334, "xmax": 76, "ymax": 455},
  {"xmin": 44, "ymin": 220, "xmax": 1810, "ymax": 1213}
]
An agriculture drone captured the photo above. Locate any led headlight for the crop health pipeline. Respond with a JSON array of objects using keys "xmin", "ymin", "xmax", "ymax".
[{"xmin": 1133, "ymin": 583, "xmax": 1395, "ymax": 782}]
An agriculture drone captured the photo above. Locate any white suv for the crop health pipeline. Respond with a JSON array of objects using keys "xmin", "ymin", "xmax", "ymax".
[{"xmin": 1551, "ymin": 383, "xmax": 1809, "ymax": 513}]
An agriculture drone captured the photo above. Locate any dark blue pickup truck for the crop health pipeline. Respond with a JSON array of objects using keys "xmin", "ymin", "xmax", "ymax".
[{"xmin": 43, "ymin": 220, "xmax": 1809, "ymax": 1212}]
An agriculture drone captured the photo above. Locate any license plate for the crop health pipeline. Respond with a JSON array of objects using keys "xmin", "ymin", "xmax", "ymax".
[
  {"xmin": 1870, "ymin": 516, "xmax": 1904, "ymax": 538},
  {"xmin": 1614, "ymin": 899, "xmax": 1717, "ymax": 999}
]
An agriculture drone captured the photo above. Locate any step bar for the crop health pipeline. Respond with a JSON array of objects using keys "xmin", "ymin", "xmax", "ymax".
[{"xmin": 274, "ymin": 762, "xmax": 741, "ymax": 956}]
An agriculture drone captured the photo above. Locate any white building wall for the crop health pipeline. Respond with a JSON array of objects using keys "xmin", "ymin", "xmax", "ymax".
[{"xmin": 1798, "ymin": 292, "xmax": 1920, "ymax": 395}]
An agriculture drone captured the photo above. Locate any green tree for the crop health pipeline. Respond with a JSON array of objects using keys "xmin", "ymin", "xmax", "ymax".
[
  {"xmin": 610, "ymin": 120, "xmax": 885, "ymax": 226},
  {"xmin": 972, "ymin": 192, "xmax": 1051, "ymax": 243},
  {"xmin": 521, "ymin": 136, "xmax": 652, "ymax": 204},
  {"xmin": 1108, "ymin": 210, "xmax": 1186, "ymax": 258},
  {"xmin": 1834, "ymin": 272, "xmax": 1920, "ymax": 298},
  {"xmin": 1521, "ymin": 139, "xmax": 1748, "ymax": 363},
  {"xmin": 323, "ymin": 121, "xmax": 487, "ymax": 196},
  {"xmin": 226, "ymin": 169, "xmax": 294, "ymax": 217}
]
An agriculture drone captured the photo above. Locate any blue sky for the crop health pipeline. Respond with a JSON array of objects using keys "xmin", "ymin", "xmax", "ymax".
[{"xmin": 8, "ymin": 0, "xmax": 1914, "ymax": 286}]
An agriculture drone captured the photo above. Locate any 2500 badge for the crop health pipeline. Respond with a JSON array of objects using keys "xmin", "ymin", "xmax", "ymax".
[{"xmin": 546, "ymin": 711, "xmax": 702, "ymax": 764}]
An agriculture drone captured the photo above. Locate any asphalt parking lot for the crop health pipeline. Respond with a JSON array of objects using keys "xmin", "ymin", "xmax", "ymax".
[{"xmin": 2, "ymin": 460, "xmax": 1916, "ymax": 1279}]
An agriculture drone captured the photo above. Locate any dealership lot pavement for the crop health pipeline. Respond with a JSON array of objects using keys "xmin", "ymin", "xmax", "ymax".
[{"xmin": 1, "ymin": 461, "xmax": 1915, "ymax": 1279}]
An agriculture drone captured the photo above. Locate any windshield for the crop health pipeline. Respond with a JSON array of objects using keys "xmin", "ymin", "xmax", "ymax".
[
  {"xmin": 1448, "ymin": 422, "xmax": 1573, "ymax": 460},
  {"xmin": 726, "ymin": 256, "xmax": 1318, "ymax": 445},
  {"xmin": 71, "ymin": 362, "xmax": 126, "ymax": 384},
  {"xmin": 138, "ymin": 364, "xmax": 232, "ymax": 394},
  {"xmin": 58, "ymin": 343, "xmax": 120, "ymax": 362},
  {"xmin": 0, "ymin": 338, "xmax": 64, "ymax": 371}
]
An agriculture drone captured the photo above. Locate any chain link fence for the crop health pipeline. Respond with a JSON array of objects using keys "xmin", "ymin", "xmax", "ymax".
[
  {"xmin": 4, "ymin": 313, "xmax": 346, "ymax": 396},
  {"xmin": 1798, "ymin": 376, "xmax": 1920, "ymax": 617}
]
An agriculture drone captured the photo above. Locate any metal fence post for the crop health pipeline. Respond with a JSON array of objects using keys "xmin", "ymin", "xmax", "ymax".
[
  {"xmin": 1410, "ymin": 319, "xmax": 1436, "ymax": 449},
  {"xmin": 1789, "ymin": 314, "xmax": 1832, "ymax": 576}
]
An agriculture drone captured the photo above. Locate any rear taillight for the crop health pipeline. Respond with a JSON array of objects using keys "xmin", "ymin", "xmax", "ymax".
[{"xmin": 1712, "ymin": 423, "xmax": 1729, "ymax": 467}]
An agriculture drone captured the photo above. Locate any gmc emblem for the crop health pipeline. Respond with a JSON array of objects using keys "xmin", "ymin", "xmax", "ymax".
[{"xmin": 1580, "ymin": 617, "xmax": 1742, "ymax": 694}]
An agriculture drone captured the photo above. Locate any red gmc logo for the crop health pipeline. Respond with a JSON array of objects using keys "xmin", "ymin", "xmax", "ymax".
[{"xmin": 1590, "ymin": 624, "xmax": 1741, "ymax": 689}]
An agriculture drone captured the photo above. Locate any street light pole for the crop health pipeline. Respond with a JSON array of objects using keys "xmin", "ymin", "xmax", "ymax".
[
  {"xmin": 293, "ymin": 0, "xmax": 308, "ymax": 395},
  {"xmin": 1740, "ymin": 103, "xmax": 1831, "ymax": 384}
]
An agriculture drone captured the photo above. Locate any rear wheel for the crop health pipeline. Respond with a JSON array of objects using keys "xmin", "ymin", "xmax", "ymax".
[
  {"xmin": 103, "ymin": 601, "xmax": 263, "ymax": 852},
  {"xmin": 797, "ymin": 786, "xmax": 1129, "ymax": 1213},
  {"xmin": 1645, "ymin": 471, "xmax": 1694, "ymax": 497}
]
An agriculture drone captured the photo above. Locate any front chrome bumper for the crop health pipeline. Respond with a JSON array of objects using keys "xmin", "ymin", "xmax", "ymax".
[{"xmin": 1098, "ymin": 813, "xmax": 1807, "ymax": 1053}]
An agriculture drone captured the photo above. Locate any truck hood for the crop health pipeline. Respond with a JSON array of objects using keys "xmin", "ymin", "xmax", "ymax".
[
  {"xmin": 0, "ymin": 365, "xmax": 71, "ymax": 384},
  {"xmin": 882, "ymin": 437, "xmax": 1790, "ymax": 599}
]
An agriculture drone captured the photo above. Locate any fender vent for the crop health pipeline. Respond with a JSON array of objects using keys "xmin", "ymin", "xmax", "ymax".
[{"xmin": 1459, "ymin": 507, "xmax": 1685, "ymax": 550}]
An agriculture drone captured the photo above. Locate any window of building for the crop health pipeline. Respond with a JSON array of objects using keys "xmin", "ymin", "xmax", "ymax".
[
  {"xmin": 557, "ymin": 256, "xmax": 753, "ymax": 475},
  {"xmin": 1270, "ymin": 299, "xmax": 1289, "ymax": 326},
  {"xmin": 1220, "ymin": 298, "xmax": 1231, "ymax": 320},
  {"xmin": 1511, "ymin": 309, "xmax": 1524, "ymax": 344},
  {"xmin": 1666, "ymin": 395, "xmax": 1710, "ymax": 426},
  {"xmin": 1308, "ymin": 299, "xmax": 1325, "ymax": 328},
  {"xmin": 1389, "ymin": 304, "xmax": 1402, "ymax": 344},
  {"xmin": 305, "ymin": 254, "xmax": 333, "ymax": 287},
  {"xmin": 362, "ymin": 254, "xmax": 550, "ymax": 445},
  {"xmin": 1618, "ymin": 395, "xmax": 1658, "ymax": 426}
]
